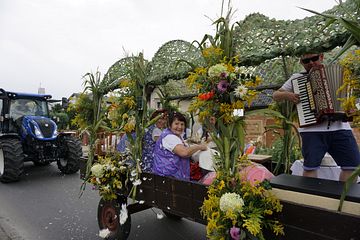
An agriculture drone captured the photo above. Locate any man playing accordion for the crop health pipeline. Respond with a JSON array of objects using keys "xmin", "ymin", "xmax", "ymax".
[{"xmin": 273, "ymin": 53, "xmax": 360, "ymax": 182}]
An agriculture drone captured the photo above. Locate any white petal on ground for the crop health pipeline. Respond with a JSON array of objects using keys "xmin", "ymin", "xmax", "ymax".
[
  {"xmin": 99, "ymin": 228, "xmax": 111, "ymax": 238},
  {"xmin": 156, "ymin": 213, "xmax": 164, "ymax": 219},
  {"xmin": 119, "ymin": 204, "xmax": 128, "ymax": 225}
]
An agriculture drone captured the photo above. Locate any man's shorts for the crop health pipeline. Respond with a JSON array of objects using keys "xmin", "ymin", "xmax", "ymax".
[{"xmin": 300, "ymin": 130, "xmax": 360, "ymax": 170}]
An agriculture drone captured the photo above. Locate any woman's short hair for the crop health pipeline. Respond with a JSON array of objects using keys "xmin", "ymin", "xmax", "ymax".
[
  {"xmin": 150, "ymin": 109, "xmax": 168, "ymax": 120},
  {"xmin": 168, "ymin": 111, "xmax": 187, "ymax": 128}
]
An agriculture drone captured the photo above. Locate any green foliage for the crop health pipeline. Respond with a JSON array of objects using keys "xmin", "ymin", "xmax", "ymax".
[
  {"xmin": 247, "ymin": 101, "xmax": 301, "ymax": 174},
  {"xmin": 68, "ymin": 93, "xmax": 94, "ymax": 130},
  {"xmin": 49, "ymin": 103, "xmax": 69, "ymax": 130},
  {"xmin": 301, "ymin": 0, "xmax": 360, "ymax": 60},
  {"xmin": 52, "ymin": 112, "xmax": 69, "ymax": 130},
  {"xmin": 268, "ymin": 138, "xmax": 302, "ymax": 164}
]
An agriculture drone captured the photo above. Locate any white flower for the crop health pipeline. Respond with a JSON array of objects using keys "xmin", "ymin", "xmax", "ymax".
[
  {"xmin": 105, "ymin": 164, "xmax": 112, "ymax": 171},
  {"xmin": 156, "ymin": 213, "xmax": 164, "ymax": 219},
  {"xmin": 131, "ymin": 170, "xmax": 137, "ymax": 177},
  {"xmin": 91, "ymin": 164, "xmax": 104, "ymax": 178},
  {"xmin": 208, "ymin": 63, "xmax": 228, "ymax": 78},
  {"xmin": 133, "ymin": 179, "xmax": 142, "ymax": 186},
  {"xmin": 234, "ymin": 85, "xmax": 248, "ymax": 98},
  {"xmin": 119, "ymin": 204, "xmax": 128, "ymax": 225},
  {"xmin": 219, "ymin": 192, "xmax": 244, "ymax": 213},
  {"xmin": 99, "ymin": 228, "xmax": 111, "ymax": 238}
]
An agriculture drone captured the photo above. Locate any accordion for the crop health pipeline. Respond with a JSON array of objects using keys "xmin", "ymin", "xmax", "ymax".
[{"xmin": 292, "ymin": 64, "xmax": 351, "ymax": 127}]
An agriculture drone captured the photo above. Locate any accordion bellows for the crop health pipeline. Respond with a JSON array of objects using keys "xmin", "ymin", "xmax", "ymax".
[{"xmin": 292, "ymin": 64, "xmax": 350, "ymax": 127}]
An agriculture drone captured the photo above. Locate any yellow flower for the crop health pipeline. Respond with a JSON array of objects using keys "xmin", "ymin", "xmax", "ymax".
[
  {"xmin": 122, "ymin": 113, "xmax": 129, "ymax": 120},
  {"xmin": 273, "ymin": 221, "xmax": 285, "ymax": 236},
  {"xmin": 123, "ymin": 121, "xmax": 135, "ymax": 133},
  {"xmin": 206, "ymin": 218, "xmax": 218, "ymax": 236},
  {"xmin": 123, "ymin": 96, "xmax": 136, "ymax": 109},
  {"xmin": 113, "ymin": 179, "xmax": 122, "ymax": 189},
  {"xmin": 243, "ymin": 217, "xmax": 261, "ymax": 236},
  {"xmin": 218, "ymin": 180, "xmax": 225, "ymax": 190},
  {"xmin": 264, "ymin": 209, "xmax": 273, "ymax": 215},
  {"xmin": 119, "ymin": 79, "xmax": 133, "ymax": 88}
]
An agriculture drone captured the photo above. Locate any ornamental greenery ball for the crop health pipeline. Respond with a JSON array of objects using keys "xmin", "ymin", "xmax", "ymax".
[
  {"xmin": 90, "ymin": 163, "xmax": 105, "ymax": 178},
  {"xmin": 219, "ymin": 192, "xmax": 244, "ymax": 213}
]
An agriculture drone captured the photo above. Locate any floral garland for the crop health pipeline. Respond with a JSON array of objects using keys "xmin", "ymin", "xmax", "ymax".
[{"xmin": 201, "ymin": 158, "xmax": 284, "ymax": 240}]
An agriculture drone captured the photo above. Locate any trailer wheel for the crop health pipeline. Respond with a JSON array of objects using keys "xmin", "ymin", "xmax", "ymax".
[
  {"xmin": 57, "ymin": 135, "xmax": 82, "ymax": 174},
  {"xmin": 163, "ymin": 210, "xmax": 182, "ymax": 220},
  {"xmin": 0, "ymin": 138, "xmax": 24, "ymax": 183},
  {"xmin": 97, "ymin": 198, "xmax": 131, "ymax": 240}
]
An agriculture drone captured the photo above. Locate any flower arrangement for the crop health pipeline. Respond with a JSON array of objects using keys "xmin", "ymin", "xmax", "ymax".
[
  {"xmin": 187, "ymin": 47, "xmax": 261, "ymax": 124},
  {"xmin": 88, "ymin": 152, "xmax": 138, "ymax": 200},
  {"xmin": 201, "ymin": 158, "xmax": 284, "ymax": 240},
  {"xmin": 186, "ymin": 47, "xmax": 262, "ymax": 173},
  {"xmin": 338, "ymin": 49, "xmax": 360, "ymax": 126},
  {"xmin": 107, "ymin": 78, "xmax": 138, "ymax": 133}
]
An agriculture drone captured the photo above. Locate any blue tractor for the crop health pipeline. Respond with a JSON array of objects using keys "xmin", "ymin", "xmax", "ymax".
[{"xmin": 0, "ymin": 89, "xmax": 82, "ymax": 183}]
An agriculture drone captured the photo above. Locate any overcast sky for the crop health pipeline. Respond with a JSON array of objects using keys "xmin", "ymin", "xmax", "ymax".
[{"xmin": 0, "ymin": 0, "xmax": 337, "ymax": 100}]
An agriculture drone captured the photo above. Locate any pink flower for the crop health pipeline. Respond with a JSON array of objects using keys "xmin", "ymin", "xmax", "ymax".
[
  {"xmin": 220, "ymin": 72, "xmax": 228, "ymax": 79},
  {"xmin": 217, "ymin": 80, "xmax": 229, "ymax": 92},
  {"xmin": 230, "ymin": 226, "xmax": 241, "ymax": 240}
]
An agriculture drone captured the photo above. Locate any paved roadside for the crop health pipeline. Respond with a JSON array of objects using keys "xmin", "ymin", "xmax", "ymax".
[{"xmin": 0, "ymin": 217, "xmax": 24, "ymax": 240}]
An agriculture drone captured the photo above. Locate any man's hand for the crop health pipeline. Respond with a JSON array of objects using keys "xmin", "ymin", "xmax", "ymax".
[
  {"xmin": 273, "ymin": 89, "xmax": 300, "ymax": 104},
  {"xmin": 286, "ymin": 92, "xmax": 300, "ymax": 104}
]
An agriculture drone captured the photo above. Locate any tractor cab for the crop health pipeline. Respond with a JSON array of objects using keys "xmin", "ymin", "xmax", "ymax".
[{"xmin": 0, "ymin": 89, "xmax": 57, "ymax": 140}]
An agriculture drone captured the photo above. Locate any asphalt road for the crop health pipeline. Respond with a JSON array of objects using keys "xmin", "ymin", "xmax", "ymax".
[{"xmin": 0, "ymin": 162, "xmax": 206, "ymax": 240}]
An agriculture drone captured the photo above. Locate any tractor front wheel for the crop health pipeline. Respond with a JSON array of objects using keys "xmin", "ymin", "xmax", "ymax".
[{"xmin": 0, "ymin": 138, "xmax": 24, "ymax": 183}]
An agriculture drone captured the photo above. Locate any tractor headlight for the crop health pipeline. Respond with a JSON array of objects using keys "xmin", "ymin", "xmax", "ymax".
[
  {"xmin": 33, "ymin": 125, "xmax": 44, "ymax": 139},
  {"xmin": 53, "ymin": 125, "xmax": 58, "ymax": 137}
]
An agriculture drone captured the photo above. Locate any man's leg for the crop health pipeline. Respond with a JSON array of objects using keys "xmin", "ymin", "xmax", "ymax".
[
  {"xmin": 339, "ymin": 169, "xmax": 355, "ymax": 182},
  {"xmin": 328, "ymin": 130, "xmax": 360, "ymax": 182},
  {"xmin": 301, "ymin": 132, "xmax": 325, "ymax": 179},
  {"xmin": 303, "ymin": 169, "xmax": 318, "ymax": 178}
]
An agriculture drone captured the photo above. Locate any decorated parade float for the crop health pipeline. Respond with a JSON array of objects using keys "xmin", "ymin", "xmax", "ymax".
[{"xmin": 76, "ymin": 1, "xmax": 360, "ymax": 239}]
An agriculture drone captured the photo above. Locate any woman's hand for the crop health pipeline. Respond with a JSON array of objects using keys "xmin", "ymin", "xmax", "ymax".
[
  {"xmin": 173, "ymin": 143, "xmax": 208, "ymax": 158},
  {"xmin": 197, "ymin": 143, "xmax": 208, "ymax": 151}
]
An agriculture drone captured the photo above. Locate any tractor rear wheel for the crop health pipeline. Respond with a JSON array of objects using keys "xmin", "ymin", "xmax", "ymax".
[
  {"xmin": 57, "ymin": 135, "xmax": 82, "ymax": 174},
  {"xmin": 0, "ymin": 138, "xmax": 24, "ymax": 183}
]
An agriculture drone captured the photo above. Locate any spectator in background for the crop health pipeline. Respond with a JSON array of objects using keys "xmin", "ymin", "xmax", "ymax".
[
  {"xmin": 197, "ymin": 116, "xmax": 217, "ymax": 143},
  {"xmin": 142, "ymin": 109, "xmax": 168, "ymax": 171},
  {"xmin": 153, "ymin": 112, "xmax": 207, "ymax": 180}
]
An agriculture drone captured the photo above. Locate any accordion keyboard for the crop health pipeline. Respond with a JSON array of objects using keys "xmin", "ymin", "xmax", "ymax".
[{"xmin": 292, "ymin": 75, "xmax": 317, "ymax": 127}]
